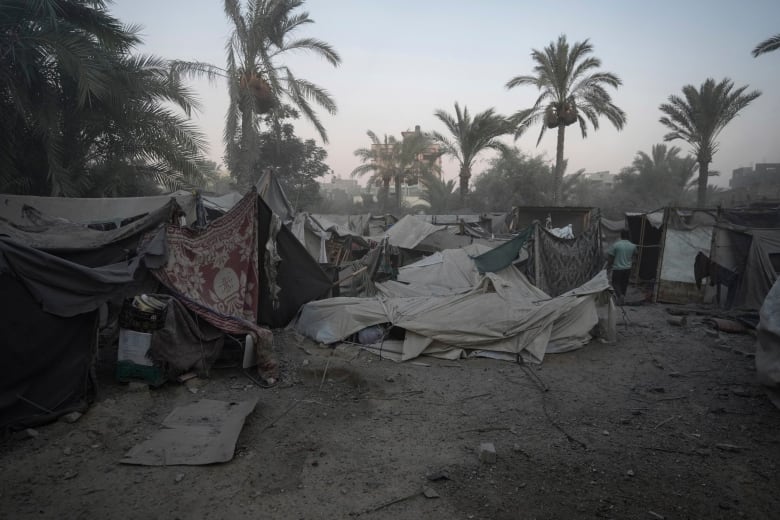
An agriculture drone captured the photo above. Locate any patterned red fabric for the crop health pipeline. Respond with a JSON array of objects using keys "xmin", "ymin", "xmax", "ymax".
[
  {"xmin": 151, "ymin": 190, "xmax": 277, "ymax": 382},
  {"xmin": 154, "ymin": 190, "xmax": 259, "ymax": 328}
]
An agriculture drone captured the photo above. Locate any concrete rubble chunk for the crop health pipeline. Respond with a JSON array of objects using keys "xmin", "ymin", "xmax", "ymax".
[{"xmin": 477, "ymin": 442, "xmax": 497, "ymax": 464}]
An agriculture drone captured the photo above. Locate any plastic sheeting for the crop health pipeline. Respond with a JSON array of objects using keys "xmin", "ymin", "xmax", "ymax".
[{"xmin": 659, "ymin": 227, "xmax": 713, "ymax": 284}]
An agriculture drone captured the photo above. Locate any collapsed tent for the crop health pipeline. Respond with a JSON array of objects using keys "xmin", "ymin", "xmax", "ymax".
[{"xmin": 293, "ymin": 243, "xmax": 614, "ymax": 363}]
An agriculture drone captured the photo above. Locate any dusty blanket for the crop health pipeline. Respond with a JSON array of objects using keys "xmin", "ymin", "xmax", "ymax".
[
  {"xmin": 528, "ymin": 219, "xmax": 603, "ymax": 297},
  {"xmin": 152, "ymin": 190, "xmax": 276, "ymax": 381}
]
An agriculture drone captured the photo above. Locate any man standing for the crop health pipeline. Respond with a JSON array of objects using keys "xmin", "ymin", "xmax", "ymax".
[{"xmin": 606, "ymin": 230, "xmax": 637, "ymax": 305}]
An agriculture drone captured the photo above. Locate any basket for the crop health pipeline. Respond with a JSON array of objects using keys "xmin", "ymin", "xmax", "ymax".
[{"xmin": 118, "ymin": 297, "xmax": 168, "ymax": 332}]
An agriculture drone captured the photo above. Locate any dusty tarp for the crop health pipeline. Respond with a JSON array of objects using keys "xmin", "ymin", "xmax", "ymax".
[
  {"xmin": 374, "ymin": 214, "xmax": 441, "ymax": 249},
  {"xmin": 527, "ymin": 219, "xmax": 602, "ymax": 297},
  {"xmin": 121, "ymin": 398, "xmax": 257, "ymax": 466},
  {"xmin": 294, "ymin": 250, "xmax": 611, "ymax": 363},
  {"xmin": 757, "ymin": 278, "xmax": 780, "ymax": 408},
  {"xmin": 0, "ymin": 200, "xmax": 176, "ymax": 267},
  {"xmin": 255, "ymin": 170, "xmax": 295, "ymax": 224},
  {"xmin": 0, "ymin": 235, "xmax": 164, "ymax": 317},
  {"xmin": 0, "ymin": 191, "xmax": 196, "ymax": 226},
  {"xmin": 149, "ymin": 296, "xmax": 225, "ymax": 376},
  {"xmin": 256, "ymin": 199, "xmax": 333, "ymax": 328},
  {"xmin": 202, "ymin": 192, "xmax": 243, "ymax": 213},
  {"xmin": 473, "ymin": 227, "xmax": 532, "ymax": 273},
  {"xmin": 739, "ymin": 230, "xmax": 780, "ymax": 310},
  {"xmin": 0, "ymin": 274, "xmax": 97, "ymax": 430},
  {"xmin": 659, "ymin": 227, "xmax": 713, "ymax": 284}
]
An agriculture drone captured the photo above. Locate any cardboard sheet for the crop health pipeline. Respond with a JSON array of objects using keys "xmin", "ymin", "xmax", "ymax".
[{"xmin": 121, "ymin": 398, "xmax": 258, "ymax": 466}]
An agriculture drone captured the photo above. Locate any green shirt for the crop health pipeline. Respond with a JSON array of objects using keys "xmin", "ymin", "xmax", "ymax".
[{"xmin": 607, "ymin": 239, "xmax": 637, "ymax": 270}]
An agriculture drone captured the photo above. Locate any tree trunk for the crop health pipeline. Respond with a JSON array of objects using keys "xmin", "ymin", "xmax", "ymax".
[
  {"xmin": 239, "ymin": 99, "xmax": 254, "ymax": 189},
  {"xmin": 553, "ymin": 124, "xmax": 566, "ymax": 205},
  {"xmin": 697, "ymin": 160, "xmax": 709, "ymax": 207},
  {"xmin": 395, "ymin": 174, "xmax": 403, "ymax": 210},
  {"xmin": 381, "ymin": 177, "xmax": 390, "ymax": 211},
  {"xmin": 459, "ymin": 164, "xmax": 470, "ymax": 206}
]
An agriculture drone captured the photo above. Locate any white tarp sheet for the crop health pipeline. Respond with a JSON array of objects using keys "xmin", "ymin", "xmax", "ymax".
[{"xmin": 660, "ymin": 227, "xmax": 712, "ymax": 283}]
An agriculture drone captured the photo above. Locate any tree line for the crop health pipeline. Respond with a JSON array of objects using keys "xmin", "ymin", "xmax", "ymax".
[{"xmin": 2, "ymin": 1, "xmax": 776, "ymax": 211}]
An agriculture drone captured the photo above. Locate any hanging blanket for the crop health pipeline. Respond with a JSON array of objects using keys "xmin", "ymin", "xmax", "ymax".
[
  {"xmin": 152, "ymin": 189, "xmax": 276, "ymax": 382},
  {"xmin": 528, "ymin": 219, "xmax": 603, "ymax": 297}
]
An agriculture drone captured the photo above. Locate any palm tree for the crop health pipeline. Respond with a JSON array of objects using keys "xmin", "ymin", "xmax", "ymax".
[
  {"xmin": 0, "ymin": 0, "xmax": 138, "ymax": 194},
  {"xmin": 432, "ymin": 103, "xmax": 510, "ymax": 204},
  {"xmin": 620, "ymin": 144, "xmax": 699, "ymax": 207},
  {"xmin": 178, "ymin": 0, "xmax": 340, "ymax": 188},
  {"xmin": 0, "ymin": 0, "xmax": 207, "ymax": 196},
  {"xmin": 753, "ymin": 34, "xmax": 780, "ymax": 57},
  {"xmin": 420, "ymin": 171, "xmax": 457, "ymax": 214},
  {"xmin": 506, "ymin": 35, "xmax": 626, "ymax": 204},
  {"xmin": 351, "ymin": 130, "xmax": 440, "ymax": 211},
  {"xmin": 659, "ymin": 78, "xmax": 761, "ymax": 207}
]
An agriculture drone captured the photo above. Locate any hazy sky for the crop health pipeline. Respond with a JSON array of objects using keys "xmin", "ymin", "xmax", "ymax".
[{"xmin": 110, "ymin": 0, "xmax": 780, "ymax": 187}]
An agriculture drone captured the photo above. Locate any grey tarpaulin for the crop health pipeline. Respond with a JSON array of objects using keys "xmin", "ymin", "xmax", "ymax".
[
  {"xmin": 148, "ymin": 296, "xmax": 225, "ymax": 376},
  {"xmin": 0, "ymin": 234, "xmax": 165, "ymax": 317}
]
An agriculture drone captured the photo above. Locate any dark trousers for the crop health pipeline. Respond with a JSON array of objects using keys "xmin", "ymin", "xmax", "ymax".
[{"xmin": 611, "ymin": 269, "xmax": 630, "ymax": 298}]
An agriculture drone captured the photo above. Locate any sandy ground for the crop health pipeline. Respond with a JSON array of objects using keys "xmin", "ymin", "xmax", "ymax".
[{"xmin": 1, "ymin": 303, "xmax": 779, "ymax": 520}]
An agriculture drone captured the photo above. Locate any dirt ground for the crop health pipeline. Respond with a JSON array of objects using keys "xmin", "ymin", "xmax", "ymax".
[{"xmin": 1, "ymin": 303, "xmax": 779, "ymax": 520}]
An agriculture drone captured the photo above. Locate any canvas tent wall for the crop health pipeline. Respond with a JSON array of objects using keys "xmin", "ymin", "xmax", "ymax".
[
  {"xmin": 0, "ymin": 234, "xmax": 166, "ymax": 430},
  {"xmin": 710, "ymin": 207, "xmax": 780, "ymax": 310},
  {"xmin": 653, "ymin": 209, "xmax": 717, "ymax": 304}
]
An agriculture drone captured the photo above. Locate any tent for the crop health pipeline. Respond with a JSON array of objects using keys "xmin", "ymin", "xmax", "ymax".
[
  {"xmin": 293, "ymin": 243, "xmax": 614, "ymax": 363},
  {"xmin": 0, "ymin": 183, "xmax": 331, "ymax": 429},
  {"xmin": 710, "ymin": 207, "xmax": 780, "ymax": 309},
  {"xmin": 625, "ymin": 208, "xmax": 717, "ymax": 304}
]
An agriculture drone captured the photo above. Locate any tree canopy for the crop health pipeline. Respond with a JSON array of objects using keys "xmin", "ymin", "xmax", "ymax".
[
  {"xmin": 0, "ymin": 0, "xmax": 208, "ymax": 196},
  {"xmin": 506, "ymin": 34, "xmax": 626, "ymax": 204},
  {"xmin": 659, "ymin": 78, "xmax": 760, "ymax": 207},
  {"xmin": 432, "ymin": 102, "xmax": 510, "ymax": 204}
]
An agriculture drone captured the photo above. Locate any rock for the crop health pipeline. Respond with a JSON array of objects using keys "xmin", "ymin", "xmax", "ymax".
[
  {"xmin": 25, "ymin": 428, "xmax": 39, "ymax": 439},
  {"xmin": 63, "ymin": 447, "xmax": 72, "ymax": 456},
  {"xmin": 426, "ymin": 470, "xmax": 450, "ymax": 481},
  {"xmin": 60, "ymin": 411, "xmax": 83, "ymax": 424},
  {"xmin": 63, "ymin": 470, "xmax": 78, "ymax": 480},
  {"xmin": 174, "ymin": 473, "xmax": 185, "ymax": 483},
  {"xmin": 385, "ymin": 375, "xmax": 395, "ymax": 383},
  {"xmin": 477, "ymin": 442, "xmax": 497, "ymax": 464},
  {"xmin": 626, "ymin": 469, "xmax": 635, "ymax": 477},
  {"xmin": 301, "ymin": 359, "xmax": 310, "ymax": 367},
  {"xmin": 423, "ymin": 487, "xmax": 440, "ymax": 499},
  {"xmin": 601, "ymin": 430, "xmax": 610, "ymax": 436}
]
